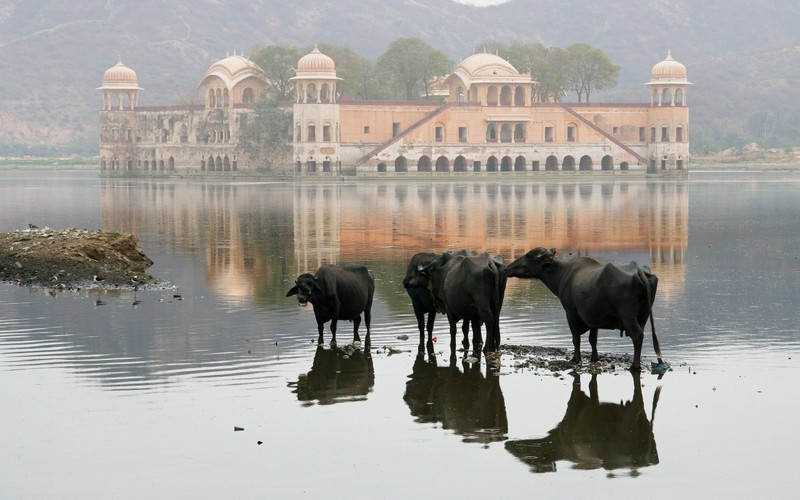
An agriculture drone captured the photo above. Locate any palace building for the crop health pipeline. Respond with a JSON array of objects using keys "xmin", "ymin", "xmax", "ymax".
[{"xmin": 98, "ymin": 48, "xmax": 690, "ymax": 177}]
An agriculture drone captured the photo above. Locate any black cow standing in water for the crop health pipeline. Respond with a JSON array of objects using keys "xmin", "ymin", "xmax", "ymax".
[
  {"xmin": 505, "ymin": 247, "xmax": 663, "ymax": 371},
  {"xmin": 505, "ymin": 372, "xmax": 661, "ymax": 473},
  {"xmin": 286, "ymin": 263, "xmax": 375, "ymax": 346},
  {"xmin": 403, "ymin": 251, "xmax": 479, "ymax": 354},
  {"xmin": 420, "ymin": 251, "xmax": 507, "ymax": 353}
]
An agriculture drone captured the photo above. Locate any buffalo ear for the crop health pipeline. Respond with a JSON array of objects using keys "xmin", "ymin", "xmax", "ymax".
[
  {"xmin": 286, "ymin": 285, "xmax": 299, "ymax": 297},
  {"xmin": 549, "ymin": 247, "xmax": 557, "ymax": 257}
]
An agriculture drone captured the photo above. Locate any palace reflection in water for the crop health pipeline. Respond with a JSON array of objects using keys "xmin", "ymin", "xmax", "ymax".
[{"xmin": 100, "ymin": 179, "xmax": 688, "ymax": 303}]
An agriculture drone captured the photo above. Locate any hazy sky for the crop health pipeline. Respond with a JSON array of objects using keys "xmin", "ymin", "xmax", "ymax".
[{"xmin": 454, "ymin": 0, "xmax": 509, "ymax": 5}]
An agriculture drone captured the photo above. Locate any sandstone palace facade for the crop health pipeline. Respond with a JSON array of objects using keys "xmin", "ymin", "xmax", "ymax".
[{"xmin": 98, "ymin": 48, "xmax": 690, "ymax": 178}]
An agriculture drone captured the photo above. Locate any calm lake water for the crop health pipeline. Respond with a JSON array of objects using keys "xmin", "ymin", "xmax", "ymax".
[{"xmin": 1, "ymin": 167, "xmax": 798, "ymax": 499}]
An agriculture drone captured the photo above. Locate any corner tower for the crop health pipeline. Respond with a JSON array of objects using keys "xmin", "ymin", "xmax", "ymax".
[
  {"xmin": 646, "ymin": 51, "xmax": 691, "ymax": 172},
  {"xmin": 98, "ymin": 58, "xmax": 142, "ymax": 171},
  {"xmin": 290, "ymin": 46, "xmax": 342, "ymax": 174}
]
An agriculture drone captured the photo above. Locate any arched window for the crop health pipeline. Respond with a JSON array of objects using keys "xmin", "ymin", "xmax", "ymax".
[
  {"xmin": 215, "ymin": 88, "xmax": 222, "ymax": 108},
  {"xmin": 307, "ymin": 83, "xmax": 318, "ymax": 104},
  {"xmin": 208, "ymin": 89, "xmax": 215, "ymax": 108},
  {"xmin": 675, "ymin": 88, "xmax": 684, "ymax": 106},
  {"xmin": 500, "ymin": 86, "xmax": 512, "ymax": 106},
  {"xmin": 223, "ymin": 88, "xmax": 230, "ymax": 107},
  {"xmin": 487, "ymin": 86, "xmax": 498, "ymax": 106},
  {"xmin": 514, "ymin": 123, "xmax": 525, "ymax": 142},
  {"xmin": 321, "ymin": 84, "xmax": 331, "ymax": 103},
  {"xmin": 486, "ymin": 124, "xmax": 497, "ymax": 142},
  {"xmin": 661, "ymin": 88, "xmax": 672, "ymax": 106},
  {"xmin": 377, "ymin": 162, "xmax": 387, "ymax": 172},
  {"xmin": 243, "ymin": 88, "xmax": 255, "ymax": 104},
  {"xmin": 500, "ymin": 123, "xmax": 512, "ymax": 143},
  {"xmin": 180, "ymin": 124, "xmax": 188, "ymax": 143},
  {"xmin": 168, "ymin": 157, "xmax": 175, "ymax": 170},
  {"xmin": 514, "ymin": 86, "xmax": 525, "ymax": 106}
]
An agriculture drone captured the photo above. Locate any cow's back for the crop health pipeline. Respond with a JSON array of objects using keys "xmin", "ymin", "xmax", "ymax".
[
  {"xmin": 442, "ymin": 253, "xmax": 502, "ymax": 317},
  {"xmin": 316, "ymin": 264, "xmax": 374, "ymax": 320}
]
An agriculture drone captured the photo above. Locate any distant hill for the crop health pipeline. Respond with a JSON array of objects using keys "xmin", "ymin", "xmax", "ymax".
[{"xmin": 1, "ymin": 0, "xmax": 799, "ymax": 155}]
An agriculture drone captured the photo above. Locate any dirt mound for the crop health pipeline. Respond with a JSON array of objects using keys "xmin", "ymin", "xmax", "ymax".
[{"xmin": 0, "ymin": 227, "xmax": 154, "ymax": 289}]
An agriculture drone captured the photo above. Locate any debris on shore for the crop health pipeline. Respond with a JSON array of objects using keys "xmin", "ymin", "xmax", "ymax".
[{"xmin": 0, "ymin": 227, "xmax": 154, "ymax": 290}]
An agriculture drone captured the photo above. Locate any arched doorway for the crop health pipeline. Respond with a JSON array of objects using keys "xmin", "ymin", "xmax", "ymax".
[
  {"xmin": 418, "ymin": 155, "xmax": 432, "ymax": 172},
  {"xmin": 620, "ymin": 161, "xmax": 630, "ymax": 171},
  {"xmin": 562, "ymin": 156, "xmax": 575, "ymax": 171},
  {"xmin": 501, "ymin": 156, "xmax": 513, "ymax": 171},
  {"xmin": 454, "ymin": 156, "xmax": 467, "ymax": 172},
  {"xmin": 545, "ymin": 155, "xmax": 558, "ymax": 171},
  {"xmin": 487, "ymin": 156, "xmax": 498, "ymax": 172},
  {"xmin": 435, "ymin": 156, "xmax": 449, "ymax": 172},
  {"xmin": 601, "ymin": 155, "xmax": 614, "ymax": 170},
  {"xmin": 395, "ymin": 155, "xmax": 408, "ymax": 172},
  {"xmin": 168, "ymin": 157, "xmax": 175, "ymax": 170},
  {"xmin": 377, "ymin": 162, "xmax": 387, "ymax": 172},
  {"xmin": 579, "ymin": 155, "xmax": 592, "ymax": 171},
  {"xmin": 514, "ymin": 156, "xmax": 526, "ymax": 171}
]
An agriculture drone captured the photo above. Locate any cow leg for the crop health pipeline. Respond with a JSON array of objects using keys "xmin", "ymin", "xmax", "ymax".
[
  {"xmin": 447, "ymin": 314, "xmax": 458, "ymax": 350},
  {"xmin": 625, "ymin": 319, "xmax": 645, "ymax": 371},
  {"xmin": 415, "ymin": 311, "xmax": 426, "ymax": 353},
  {"xmin": 566, "ymin": 314, "xmax": 586, "ymax": 364},
  {"xmin": 364, "ymin": 307, "xmax": 372, "ymax": 349},
  {"xmin": 317, "ymin": 322, "xmax": 325, "ymax": 345},
  {"xmin": 352, "ymin": 315, "xmax": 362, "ymax": 343},
  {"xmin": 471, "ymin": 319, "xmax": 483, "ymax": 352},
  {"xmin": 589, "ymin": 328, "xmax": 599, "ymax": 362},
  {"xmin": 329, "ymin": 318, "xmax": 338, "ymax": 346},
  {"xmin": 425, "ymin": 312, "xmax": 435, "ymax": 354}
]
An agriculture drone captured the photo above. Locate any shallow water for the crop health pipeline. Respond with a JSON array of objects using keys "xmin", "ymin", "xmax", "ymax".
[{"xmin": 1, "ymin": 168, "xmax": 799, "ymax": 498}]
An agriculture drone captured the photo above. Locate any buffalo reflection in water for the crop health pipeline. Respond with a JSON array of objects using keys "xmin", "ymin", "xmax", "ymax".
[
  {"xmin": 289, "ymin": 346, "xmax": 374, "ymax": 405},
  {"xmin": 404, "ymin": 354, "xmax": 507, "ymax": 445},
  {"xmin": 506, "ymin": 372, "xmax": 660, "ymax": 473}
]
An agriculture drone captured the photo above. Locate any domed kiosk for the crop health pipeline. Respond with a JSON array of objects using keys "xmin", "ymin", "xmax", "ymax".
[
  {"xmin": 98, "ymin": 58, "xmax": 142, "ymax": 111},
  {"xmin": 647, "ymin": 50, "xmax": 691, "ymax": 106},
  {"xmin": 444, "ymin": 52, "xmax": 533, "ymax": 105},
  {"xmin": 198, "ymin": 54, "xmax": 270, "ymax": 109}
]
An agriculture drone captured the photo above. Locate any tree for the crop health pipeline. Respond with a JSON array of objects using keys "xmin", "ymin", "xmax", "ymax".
[
  {"xmin": 376, "ymin": 38, "xmax": 453, "ymax": 100},
  {"xmin": 503, "ymin": 42, "xmax": 569, "ymax": 103},
  {"xmin": 238, "ymin": 97, "xmax": 292, "ymax": 169},
  {"xmin": 564, "ymin": 43, "xmax": 620, "ymax": 103},
  {"xmin": 250, "ymin": 44, "xmax": 302, "ymax": 101},
  {"xmin": 314, "ymin": 43, "xmax": 383, "ymax": 100}
]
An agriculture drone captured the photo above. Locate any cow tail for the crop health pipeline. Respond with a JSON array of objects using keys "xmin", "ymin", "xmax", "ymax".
[{"xmin": 637, "ymin": 267, "xmax": 664, "ymax": 364}]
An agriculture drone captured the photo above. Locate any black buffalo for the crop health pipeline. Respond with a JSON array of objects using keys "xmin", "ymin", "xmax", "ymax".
[
  {"xmin": 286, "ymin": 263, "xmax": 375, "ymax": 346},
  {"xmin": 403, "ymin": 251, "xmax": 479, "ymax": 353},
  {"xmin": 505, "ymin": 372, "xmax": 661, "ymax": 473},
  {"xmin": 505, "ymin": 247, "xmax": 663, "ymax": 371},
  {"xmin": 421, "ymin": 251, "xmax": 507, "ymax": 353}
]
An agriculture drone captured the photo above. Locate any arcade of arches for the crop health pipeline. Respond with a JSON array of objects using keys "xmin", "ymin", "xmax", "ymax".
[{"xmin": 375, "ymin": 154, "xmax": 644, "ymax": 173}]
